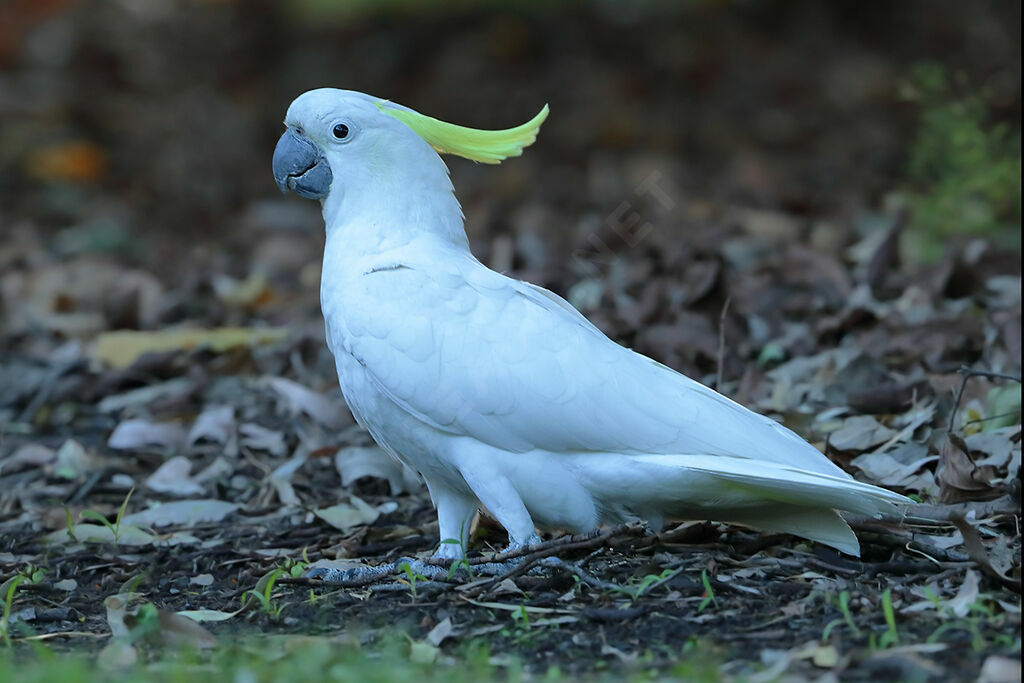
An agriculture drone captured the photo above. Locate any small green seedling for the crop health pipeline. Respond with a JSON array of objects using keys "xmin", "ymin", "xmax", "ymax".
[
  {"xmin": 76, "ymin": 488, "xmax": 135, "ymax": 544},
  {"xmin": 1, "ymin": 566, "xmax": 45, "ymax": 645},
  {"xmin": 245, "ymin": 568, "xmax": 285, "ymax": 620},
  {"xmin": 441, "ymin": 528, "xmax": 474, "ymax": 578},
  {"xmin": 397, "ymin": 562, "xmax": 429, "ymax": 600},
  {"xmin": 512, "ymin": 603, "xmax": 531, "ymax": 631},
  {"xmin": 613, "ymin": 567, "xmax": 678, "ymax": 602},
  {"xmin": 281, "ymin": 555, "xmax": 308, "ymax": 579},
  {"xmin": 697, "ymin": 569, "xmax": 718, "ymax": 613},
  {"xmin": 879, "ymin": 589, "xmax": 900, "ymax": 647},
  {"xmin": 822, "ymin": 590, "xmax": 862, "ymax": 642}
]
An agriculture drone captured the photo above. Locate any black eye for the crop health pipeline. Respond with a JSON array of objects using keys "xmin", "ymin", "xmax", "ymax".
[{"xmin": 332, "ymin": 123, "xmax": 349, "ymax": 139}]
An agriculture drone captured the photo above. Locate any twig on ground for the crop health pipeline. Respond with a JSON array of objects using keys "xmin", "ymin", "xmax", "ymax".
[
  {"xmin": 951, "ymin": 515, "xmax": 1022, "ymax": 594},
  {"xmin": 948, "ymin": 365, "xmax": 1021, "ymax": 432},
  {"xmin": 459, "ymin": 524, "xmax": 646, "ymax": 598}
]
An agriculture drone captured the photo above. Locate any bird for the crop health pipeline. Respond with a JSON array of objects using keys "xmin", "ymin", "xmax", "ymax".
[{"xmin": 272, "ymin": 88, "xmax": 910, "ymax": 560}]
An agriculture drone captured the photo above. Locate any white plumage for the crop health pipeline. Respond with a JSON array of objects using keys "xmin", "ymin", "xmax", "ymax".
[{"xmin": 273, "ymin": 89, "xmax": 909, "ymax": 559}]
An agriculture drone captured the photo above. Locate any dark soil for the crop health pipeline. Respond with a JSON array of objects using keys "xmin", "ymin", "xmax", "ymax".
[{"xmin": 0, "ymin": 1, "xmax": 1020, "ymax": 680}]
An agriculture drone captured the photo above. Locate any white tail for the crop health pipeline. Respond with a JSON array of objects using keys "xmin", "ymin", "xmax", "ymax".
[{"xmin": 581, "ymin": 453, "xmax": 911, "ymax": 556}]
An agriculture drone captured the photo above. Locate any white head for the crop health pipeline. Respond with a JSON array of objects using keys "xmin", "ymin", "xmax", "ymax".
[{"xmin": 273, "ymin": 89, "xmax": 547, "ymax": 245}]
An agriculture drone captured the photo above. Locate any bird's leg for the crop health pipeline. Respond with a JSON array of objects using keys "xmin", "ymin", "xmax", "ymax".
[
  {"xmin": 432, "ymin": 486, "xmax": 478, "ymax": 560},
  {"xmin": 457, "ymin": 466, "xmax": 540, "ymax": 556}
]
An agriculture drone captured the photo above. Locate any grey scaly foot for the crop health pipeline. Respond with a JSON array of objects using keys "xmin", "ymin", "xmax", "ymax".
[
  {"xmin": 465, "ymin": 532, "xmax": 545, "ymax": 577},
  {"xmin": 306, "ymin": 557, "xmax": 450, "ymax": 585},
  {"xmin": 307, "ymin": 533, "xmax": 547, "ymax": 585}
]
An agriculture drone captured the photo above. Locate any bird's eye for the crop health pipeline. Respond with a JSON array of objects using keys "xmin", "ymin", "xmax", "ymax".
[{"xmin": 332, "ymin": 123, "xmax": 350, "ymax": 140}]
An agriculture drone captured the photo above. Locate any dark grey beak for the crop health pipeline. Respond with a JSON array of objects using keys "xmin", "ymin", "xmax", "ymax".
[{"xmin": 272, "ymin": 128, "xmax": 333, "ymax": 200}]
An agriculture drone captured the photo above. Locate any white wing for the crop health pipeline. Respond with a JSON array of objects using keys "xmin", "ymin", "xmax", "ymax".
[{"xmin": 327, "ymin": 250, "xmax": 847, "ymax": 479}]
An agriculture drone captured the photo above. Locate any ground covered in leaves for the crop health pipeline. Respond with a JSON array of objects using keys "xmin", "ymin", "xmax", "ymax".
[{"xmin": 1, "ymin": 1, "xmax": 1021, "ymax": 680}]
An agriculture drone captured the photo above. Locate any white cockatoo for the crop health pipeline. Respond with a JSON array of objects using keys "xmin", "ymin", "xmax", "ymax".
[{"xmin": 272, "ymin": 89, "xmax": 909, "ymax": 559}]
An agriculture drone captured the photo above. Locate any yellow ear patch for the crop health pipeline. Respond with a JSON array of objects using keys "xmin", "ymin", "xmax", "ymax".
[{"xmin": 378, "ymin": 102, "xmax": 548, "ymax": 164}]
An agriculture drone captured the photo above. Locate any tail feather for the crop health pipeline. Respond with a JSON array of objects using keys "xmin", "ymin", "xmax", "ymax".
[
  {"xmin": 585, "ymin": 453, "xmax": 914, "ymax": 555},
  {"xmin": 728, "ymin": 507, "xmax": 861, "ymax": 556},
  {"xmin": 631, "ymin": 454, "xmax": 911, "ymax": 518}
]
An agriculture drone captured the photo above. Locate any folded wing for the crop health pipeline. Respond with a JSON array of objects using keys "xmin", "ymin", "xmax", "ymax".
[{"xmin": 331, "ymin": 253, "xmax": 863, "ymax": 481}]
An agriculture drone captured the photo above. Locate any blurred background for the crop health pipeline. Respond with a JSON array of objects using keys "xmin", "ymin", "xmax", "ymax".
[
  {"xmin": 0, "ymin": 0, "xmax": 1020, "ymax": 383},
  {"xmin": 0, "ymin": 5, "xmax": 1020, "ymax": 665}
]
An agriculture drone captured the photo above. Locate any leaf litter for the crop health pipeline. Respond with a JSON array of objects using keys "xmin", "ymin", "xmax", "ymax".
[{"xmin": 0, "ymin": 3, "xmax": 1019, "ymax": 680}]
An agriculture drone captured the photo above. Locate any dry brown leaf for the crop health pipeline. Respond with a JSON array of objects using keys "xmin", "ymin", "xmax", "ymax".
[
  {"xmin": 93, "ymin": 327, "xmax": 289, "ymax": 368},
  {"xmin": 938, "ymin": 434, "xmax": 1001, "ymax": 502},
  {"xmin": 952, "ymin": 517, "xmax": 1022, "ymax": 592},
  {"xmin": 26, "ymin": 141, "xmax": 107, "ymax": 182}
]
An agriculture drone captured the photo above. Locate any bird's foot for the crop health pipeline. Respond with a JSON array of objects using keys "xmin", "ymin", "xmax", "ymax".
[
  {"xmin": 305, "ymin": 533, "xmax": 552, "ymax": 585},
  {"xmin": 457, "ymin": 533, "xmax": 545, "ymax": 578},
  {"xmin": 498, "ymin": 532, "xmax": 543, "ymax": 557},
  {"xmin": 306, "ymin": 557, "xmax": 450, "ymax": 585}
]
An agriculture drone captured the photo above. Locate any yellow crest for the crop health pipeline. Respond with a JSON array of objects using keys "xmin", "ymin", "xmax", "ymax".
[{"xmin": 378, "ymin": 102, "xmax": 548, "ymax": 164}]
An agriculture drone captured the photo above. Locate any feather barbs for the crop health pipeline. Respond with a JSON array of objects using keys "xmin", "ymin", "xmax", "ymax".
[{"xmin": 377, "ymin": 102, "xmax": 548, "ymax": 164}]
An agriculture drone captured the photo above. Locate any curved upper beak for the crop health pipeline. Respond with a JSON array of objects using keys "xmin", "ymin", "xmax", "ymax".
[{"xmin": 272, "ymin": 128, "xmax": 333, "ymax": 200}]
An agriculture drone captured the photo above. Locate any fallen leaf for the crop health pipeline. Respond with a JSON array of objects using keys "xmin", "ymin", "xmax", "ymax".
[
  {"xmin": 152, "ymin": 609, "xmax": 218, "ymax": 649},
  {"xmin": 45, "ymin": 523, "xmax": 154, "ymax": 546},
  {"xmin": 938, "ymin": 434, "xmax": 1000, "ymax": 502},
  {"xmin": 97, "ymin": 378, "xmax": 194, "ymax": 414},
  {"xmin": 966, "ymin": 427, "xmax": 1019, "ymax": 469},
  {"xmin": 409, "ymin": 640, "xmax": 439, "ymax": 664},
  {"xmin": 828, "ymin": 415, "xmax": 898, "ymax": 451},
  {"xmin": 314, "ymin": 496, "xmax": 381, "ymax": 532},
  {"xmin": 97, "ymin": 641, "xmax": 137, "ymax": 670},
  {"xmin": 264, "ymin": 376, "xmax": 349, "ymax": 429},
  {"xmin": 122, "ymin": 500, "xmax": 239, "ymax": 528},
  {"xmin": 194, "ymin": 456, "xmax": 234, "ymax": 483},
  {"xmin": 26, "ymin": 140, "xmax": 107, "ymax": 183},
  {"xmin": 2, "ymin": 443, "xmax": 56, "ymax": 472},
  {"xmin": 978, "ymin": 655, "xmax": 1022, "ymax": 683},
  {"xmin": 810, "ymin": 644, "xmax": 839, "ymax": 668},
  {"xmin": 108, "ymin": 418, "xmax": 187, "ymax": 451},
  {"xmin": 239, "ymin": 422, "xmax": 288, "ymax": 457},
  {"xmin": 269, "ymin": 456, "xmax": 306, "ymax": 506},
  {"xmin": 850, "ymin": 451, "xmax": 938, "ymax": 491},
  {"xmin": 103, "ymin": 593, "xmax": 135, "ymax": 638},
  {"xmin": 145, "ymin": 456, "xmax": 203, "ymax": 496},
  {"xmin": 213, "ymin": 271, "xmax": 274, "ymax": 309},
  {"xmin": 176, "ymin": 608, "xmax": 239, "ymax": 622},
  {"xmin": 187, "ymin": 405, "xmax": 236, "ymax": 446},
  {"xmin": 335, "ymin": 446, "xmax": 422, "ymax": 495},
  {"xmin": 425, "ymin": 616, "xmax": 454, "ymax": 647},
  {"xmin": 952, "ymin": 517, "xmax": 1021, "ymax": 592},
  {"xmin": 942, "ymin": 569, "xmax": 980, "ymax": 618},
  {"xmin": 93, "ymin": 327, "xmax": 289, "ymax": 369},
  {"xmin": 52, "ymin": 439, "xmax": 98, "ymax": 479}
]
